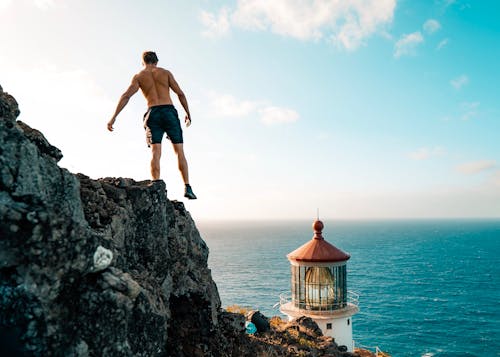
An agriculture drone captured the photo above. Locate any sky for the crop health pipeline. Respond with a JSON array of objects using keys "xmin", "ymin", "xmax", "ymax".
[{"xmin": 1, "ymin": 0, "xmax": 499, "ymax": 221}]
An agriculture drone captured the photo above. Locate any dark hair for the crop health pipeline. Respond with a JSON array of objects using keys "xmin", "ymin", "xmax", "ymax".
[{"xmin": 142, "ymin": 51, "xmax": 158, "ymax": 64}]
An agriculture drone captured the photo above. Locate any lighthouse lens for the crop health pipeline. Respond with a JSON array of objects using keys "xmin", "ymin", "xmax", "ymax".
[{"xmin": 291, "ymin": 265, "xmax": 347, "ymax": 311}]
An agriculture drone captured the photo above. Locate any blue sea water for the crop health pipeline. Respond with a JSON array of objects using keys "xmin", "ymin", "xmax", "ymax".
[{"xmin": 198, "ymin": 219, "xmax": 500, "ymax": 357}]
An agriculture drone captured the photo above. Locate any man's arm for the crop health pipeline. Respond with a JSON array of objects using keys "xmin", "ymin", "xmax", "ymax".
[
  {"xmin": 167, "ymin": 71, "xmax": 191, "ymax": 127},
  {"xmin": 107, "ymin": 76, "xmax": 140, "ymax": 132}
]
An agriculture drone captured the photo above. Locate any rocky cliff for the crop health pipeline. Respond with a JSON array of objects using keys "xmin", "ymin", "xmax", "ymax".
[{"xmin": 0, "ymin": 86, "xmax": 355, "ymax": 357}]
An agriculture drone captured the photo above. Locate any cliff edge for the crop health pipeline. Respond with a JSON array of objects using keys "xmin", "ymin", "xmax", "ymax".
[{"xmin": 0, "ymin": 86, "xmax": 355, "ymax": 357}]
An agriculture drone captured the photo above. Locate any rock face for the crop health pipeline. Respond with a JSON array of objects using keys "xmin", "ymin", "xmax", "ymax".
[{"xmin": 0, "ymin": 86, "xmax": 354, "ymax": 356}]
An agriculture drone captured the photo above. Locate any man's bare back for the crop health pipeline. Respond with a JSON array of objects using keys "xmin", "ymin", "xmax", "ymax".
[
  {"xmin": 134, "ymin": 67, "xmax": 184, "ymax": 108},
  {"xmin": 135, "ymin": 68, "xmax": 172, "ymax": 107},
  {"xmin": 107, "ymin": 64, "xmax": 191, "ymax": 132}
]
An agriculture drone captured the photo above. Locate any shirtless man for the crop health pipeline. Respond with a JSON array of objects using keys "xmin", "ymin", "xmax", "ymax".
[{"xmin": 107, "ymin": 51, "xmax": 197, "ymax": 199}]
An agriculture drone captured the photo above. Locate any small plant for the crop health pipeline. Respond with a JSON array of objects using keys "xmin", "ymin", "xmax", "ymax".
[
  {"xmin": 269, "ymin": 316, "xmax": 284, "ymax": 328},
  {"xmin": 298, "ymin": 337, "xmax": 315, "ymax": 348},
  {"xmin": 287, "ymin": 327, "xmax": 299, "ymax": 338}
]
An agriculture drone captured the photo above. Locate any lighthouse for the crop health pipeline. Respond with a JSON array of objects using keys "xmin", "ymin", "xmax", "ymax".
[{"xmin": 279, "ymin": 220, "xmax": 359, "ymax": 351}]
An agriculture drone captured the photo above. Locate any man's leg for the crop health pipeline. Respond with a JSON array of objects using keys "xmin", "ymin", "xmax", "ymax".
[
  {"xmin": 151, "ymin": 143, "xmax": 162, "ymax": 180},
  {"xmin": 173, "ymin": 143, "xmax": 197, "ymax": 199},
  {"xmin": 172, "ymin": 143, "xmax": 189, "ymax": 184}
]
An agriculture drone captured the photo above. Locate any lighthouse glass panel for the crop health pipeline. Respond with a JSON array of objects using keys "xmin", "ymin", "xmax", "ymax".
[
  {"xmin": 291, "ymin": 265, "xmax": 347, "ymax": 311},
  {"xmin": 305, "ymin": 267, "xmax": 334, "ymax": 309}
]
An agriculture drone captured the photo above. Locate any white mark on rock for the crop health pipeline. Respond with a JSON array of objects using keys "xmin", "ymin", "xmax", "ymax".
[{"xmin": 93, "ymin": 246, "xmax": 113, "ymax": 272}]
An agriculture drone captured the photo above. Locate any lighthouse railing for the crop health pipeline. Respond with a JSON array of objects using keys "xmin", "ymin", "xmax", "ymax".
[
  {"xmin": 278, "ymin": 290, "xmax": 359, "ymax": 312},
  {"xmin": 348, "ymin": 291, "xmax": 359, "ymax": 306}
]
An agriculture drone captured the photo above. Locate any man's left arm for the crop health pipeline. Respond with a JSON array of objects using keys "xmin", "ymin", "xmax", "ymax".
[
  {"xmin": 167, "ymin": 71, "xmax": 191, "ymax": 127},
  {"xmin": 107, "ymin": 76, "xmax": 140, "ymax": 132}
]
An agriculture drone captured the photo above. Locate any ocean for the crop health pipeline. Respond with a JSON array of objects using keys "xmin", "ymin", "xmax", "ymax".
[{"xmin": 197, "ymin": 219, "xmax": 500, "ymax": 357}]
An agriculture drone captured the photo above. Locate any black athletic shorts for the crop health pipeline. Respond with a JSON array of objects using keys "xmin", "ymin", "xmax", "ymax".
[{"xmin": 143, "ymin": 105, "xmax": 183, "ymax": 146}]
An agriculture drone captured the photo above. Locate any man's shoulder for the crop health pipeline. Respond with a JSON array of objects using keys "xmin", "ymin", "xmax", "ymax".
[
  {"xmin": 136, "ymin": 67, "xmax": 170, "ymax": 75},
  {"xmin": 155, "ymin": 67, "xmax": 170, "ymax": 75},
  {"xmin": 134, "ymin": 69, "xmax": 147, "ymax": 78},
  {"xmin": 135, "ymin": 68, "xmax": 162, "ymax": 79}
]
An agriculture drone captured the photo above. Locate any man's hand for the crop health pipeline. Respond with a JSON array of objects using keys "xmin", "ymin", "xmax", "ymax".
[
  {"xmin": 185, "ymin": 115, "xmax": 191, "ymax": 127},
  {"xmin": 107, "ymin": 118, "xmax": 115, "ymax": 132}
]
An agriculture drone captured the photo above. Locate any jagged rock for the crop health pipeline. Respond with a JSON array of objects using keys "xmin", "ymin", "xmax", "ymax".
[
  {"xmin": 287, "ymin": 316, "xmax": 324, "ymax": 338},
  {"xmin": 0, "ymin": 86, "xmax": 353, "ymax": 356},
  {"xmin": 0, "ymin": 85, "xmax": 20, "ymax": 122},
  {"xmin": 16, "ymin": 121, "xmax": 63, "ymax": 162},
  {"xmin": 0, "ymin": 86, "xmax": 225, "ymax": 356}
]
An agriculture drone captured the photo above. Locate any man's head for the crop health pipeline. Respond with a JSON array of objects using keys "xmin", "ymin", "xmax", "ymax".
[{"xmin": 142, "ymin": 51, "xmax": 158, "ymax": 65}]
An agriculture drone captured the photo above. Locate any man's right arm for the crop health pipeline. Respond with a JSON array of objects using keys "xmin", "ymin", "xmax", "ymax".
[
  {"xmin": 167, "ymin": 71, "xmax": 191, "ymax": 127},
  {"xmin": 107, "ymin": 76, "xmax": 140, "ymax": 132}
]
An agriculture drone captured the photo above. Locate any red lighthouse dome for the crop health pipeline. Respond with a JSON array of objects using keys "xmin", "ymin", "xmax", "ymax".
[{"xmin": 287, "ymin": 220, "xmax": 350, "ymax": 263}]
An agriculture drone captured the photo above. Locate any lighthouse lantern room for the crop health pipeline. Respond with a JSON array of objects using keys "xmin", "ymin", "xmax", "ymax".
[{"xmin": 279, "ymin": 220, "xmax": 359, "ymax": 351}]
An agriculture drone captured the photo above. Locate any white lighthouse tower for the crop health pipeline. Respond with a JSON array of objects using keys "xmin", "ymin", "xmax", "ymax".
[{"xmin": 279, "ymin": 220, "xmax": 359, "ymax": 351}]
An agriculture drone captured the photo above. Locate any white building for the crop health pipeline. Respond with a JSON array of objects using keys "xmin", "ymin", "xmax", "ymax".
[{"xmin": 279, "ymin": 220, "xmax": 359, "ymax": 352}]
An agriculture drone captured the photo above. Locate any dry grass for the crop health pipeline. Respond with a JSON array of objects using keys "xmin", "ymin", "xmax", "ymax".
[
  {"xmin": 355, "ymin": 348, "xmax": 376, "ymax": 357},
  {"xmin": 298, "ymin": 337, "xmax": 315, "ymax": 348},
  {"xmin": 355, "ymin": 348, "xmax": 392, "ymax": 357},
  {"xmin": 286, "ymin": 327, "xmax": 299, "ymax": 338},
  {"xmin": 225, "ymin": 304, "xmax": 251, "ymax": 315},
  {"xmin": 269, "ymin": 316, "xmax": 285, "ymax": 329}
]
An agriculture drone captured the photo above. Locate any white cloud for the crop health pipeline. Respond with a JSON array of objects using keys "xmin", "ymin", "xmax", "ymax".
[
  {"xmin": 460, "ymin": 101, "xmax": 480, "ymax": 121},
  {"xmin": 441, "ymin": 101, "xmax": 481, "ymax": 122},
  {"xmin": 423, "ymin": 19, "xmax": 441, "ymax": 34},
  {"xmin": 259, "ymin": 106, "xmax": 299, "ymax": 125},
  {"xmin": 200, "ymin": 8, "xmax": 231, "ymax": 38},
  {"xmin": 442, "ymin": 0, "xmax": 470, "ymax": 10},
  {"xmin": 316, "ymin": 132, "xmax": 331, "ymax": 141},
  {"xmin": 207, "ymin": 92, "xmax": 260, "ymax": 117},
  {"xmin": 450, "ymin": 74, "xmax": 469, "ymax": 89},
  {"xmin": 490, "ymin": 170, "xmax": 500, "ymax": 186},
  {"xmin": 409, "ymin": 146, "xmax": 446, "ymax": 161},
  {"xmin": 3, "ymin": 63, "xmax": 112, "ymax": 120},
  {"xmin": 0, "ymin": 56, "xmax": 118, "ymax": 177},
  {"xmin": 456, "ymin": 160, "xmax": 496, "ymax": 175},
  {"xmin": 437, "ymin": 38, "xmax": 449, "ymax": 50},
  {"xmin": 0, "ymin": 0, "xmax": 60, "ymax": 11},
  {"xmin": 33, "ymin": 0, "xmax": 56, "ymax": 9},
  {"xmin": 0, "ymin": 0, "xmax": 12, "ymax": 10},
  {"xmin": 200, "ymin": 0, "xmax": 396, "ymax": 50},
  {"xmin": 207, "ymin": 91, "xmax": 299, "ymax": 125},
  {"xmin": 394, "ymin": 31, "xmax": 424, "ymax": 58}
]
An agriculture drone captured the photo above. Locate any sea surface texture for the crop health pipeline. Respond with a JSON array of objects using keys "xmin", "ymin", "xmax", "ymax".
[{"xmin": 199, "ymin": 220, "xmax": 500, "ymax": 357}]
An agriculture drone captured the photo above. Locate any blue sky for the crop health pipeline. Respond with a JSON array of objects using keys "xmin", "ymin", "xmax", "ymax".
[{"xmin": 1, "ymin": 0, "xmax": 499, "ymax": 220}]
